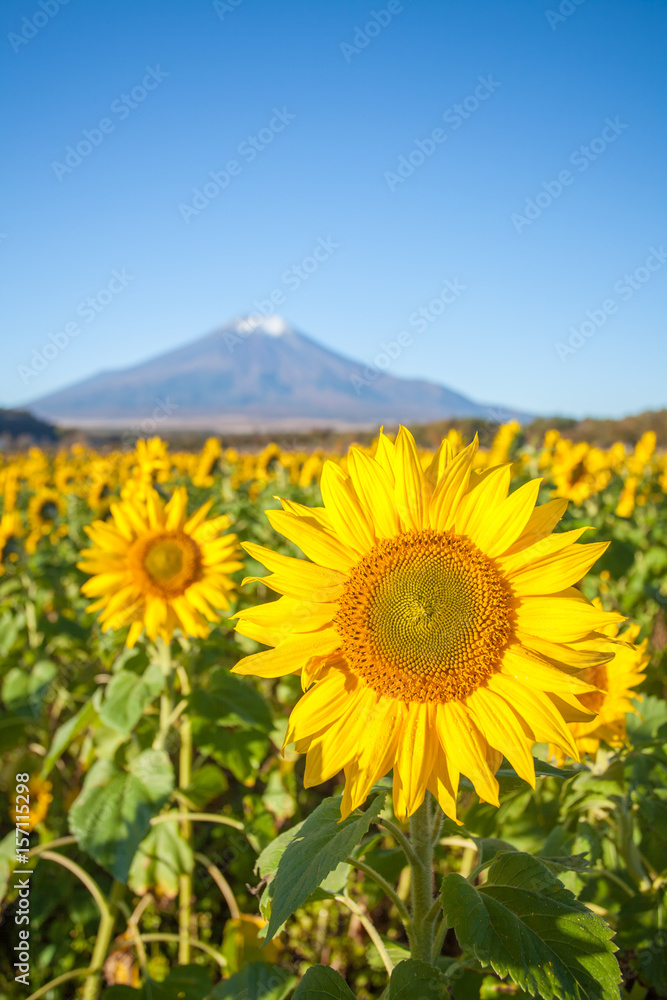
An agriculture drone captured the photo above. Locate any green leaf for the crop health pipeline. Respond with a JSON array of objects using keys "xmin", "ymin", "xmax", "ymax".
[
  {"xmin": 210, "ymin": 962, "xmax": 296, "ymax": 1000},
  {"xmin": 459, "ymin": 758, "xmax": 580, "ymax": 795},
  {"xmin": 0, "ymin": 830, "xmax": 17, "ymax": 899},
  {"xmin": 368, "ymin": 937, "xmax": 411, "ymax": 970},
  {"xmin": 441, "ymin": 852, "xmax": 621, "ymax": 1000},
  {"xmin": 41, "ymin": 697, "xmax": 98, "ymax": 777},
  {"xmin": 264, "ymin": 792, "xmax": 386, "ymax": 942},
  {"xmin": 192, "ymin": 719, "xmax": 269, "ymax": 784},
  {"xmin": 617, "ymin": 891, "xmax": 667, "ymax": 994},
  {"xmin": 291, "ymin": 965, "xmax": 356, "ymax": 1000},
  {"xmin": 69, "ymin": 748, "xmax": 174, "ymax": 881},
  {"xmin": 185, "ymin": 762, "xmax": 228, "ymax": 809},
  {"xmin": 627, "ymin": 694, "xmax": 667, "ymax": 744},
  {"xmin": 0, "ymin": 608, "xmax": 24, "ymax": 655},
  {"xmin": 539, "ymin": 854, "xmax": 592, "ymax": 874},
  {"xmin": 190, "ymin": 667, "xmax": 273, "ymax": 731},
  {"xmin": 0, "ymin": 714, "xmax": 27, "ymax": 753},
  {"xmin": 98, "ymin": 661, "xmax": 164, "ymax": 733},
  {"xmin": 128, "ymin": 820, "xmax": 193, "ymax": 899},
  {"xmin": 262, "ymin": 768, "xmax": 296, "ymax": 821},
  {"xmin": 256, "ymin": 818, "xmax": 305, "ymax": 877},
  {"xmin": 472, "ymin": 837, "xmax": 516, "ymax": 866},
  {"xmin": 389, "ymin": 959, "xmax": 450, "ymax": 999},
  {"xmin": 2, "ymin": 659, "xmax": 57, "ymax": 717},
  {"xmin": 104, "ymin": 965, "xmax": 212, "ymax": 999}
]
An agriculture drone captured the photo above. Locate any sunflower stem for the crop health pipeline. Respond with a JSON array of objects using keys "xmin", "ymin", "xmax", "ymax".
[
  {"xmin": 177, "ymin": 663, "xmax": 193, "ymax": 965},
  {"xmin": 154, "ymin": 637, "xmax": 175, "ymax": 751},
  {"xmin": 346, "ymin": 855, "xmax": 412, "ymax": 928},
  {"xmin": 408, "ymin": 793, "xmax": 436, "ymax": 964},
  {"xmin": 377, "ymin": 817, "xmax": 420, "ymax": 868}
]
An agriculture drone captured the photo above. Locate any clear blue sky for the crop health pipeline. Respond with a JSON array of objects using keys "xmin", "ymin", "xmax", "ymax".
[{"xmin": 1, "ymin": 0, "xmax": 665, "ymax": 418}]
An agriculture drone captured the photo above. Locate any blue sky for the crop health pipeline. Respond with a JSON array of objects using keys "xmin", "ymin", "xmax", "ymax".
[{"xmin": 1, "ymin": 0, "xmax": 665, "ymax": 418}]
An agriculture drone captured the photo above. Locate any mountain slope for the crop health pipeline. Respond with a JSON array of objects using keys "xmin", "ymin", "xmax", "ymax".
[{"xmin": 27, "ymin": 316, "xmax": 519, "ymax": 428}]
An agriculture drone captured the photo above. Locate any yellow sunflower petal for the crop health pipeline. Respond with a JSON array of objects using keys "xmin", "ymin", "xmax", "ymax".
[
  {"xmin": 285, "ymin": 668, "xmax": 358, "ymax": 745},
  {"xmin": 500, "ymin": 645, "xmax": 597, "ymax": 695},
  {"xmin": 471, "ymin": 479, "xmax": 542, "ymax": 558},
  {"xmin": 241, "ymin": 541, "xmax": 346, "ymax": 601},
  {"xmin": 426, "ymin": 743, "xmax": 461, "ymax": 823},
  {"xmin": 183, "ymin": 498, "xmax": 215, "ymax": 533},
  {"xmin": 504, "ymin": 498, "xmax": 569, "ymax": 555},
  {"xmin": 428, "ymin": 438, "xmax": 478, "ymax": 530},
  {"xmin": 467, "ymin": 686, "xmax": 536, "ymax": 786},
  {"xmin": 453, "ymin": 464, "xmax": 511, "ymax": 541},
  {"xmin": 373, "ymin": 428, "xmax": 397, "ymax": 483},
  {"xmin": 515, "ymin": 595, "xmax": 624, "ymax": 642},
  {"xmin": 231, "ymin": 628, "xmax": 341, "ymax": 678},
  {"xmin": 394, "ymin": 427, "xmax": 429, "ymax": 531},
  {"xmin": 341, "ymin": 698, "xmax": 403, "ymax": 818},
  {"xmin": 393, "ymin": 702, "xmax": 438, "ymax": 820},
  {"xmin": 509, "ymin": 541, "xmax": 609, "ymax": 596},
  {"xmin": 487, "ymin": 673, "xmax": 579, "ymax": 759},
  {"xmin": 319, "ymin": 462, "xmax": 375, "ymax": 554},
  {"xmin": 265, "ymin": 509, "xmax": 356, "ymax": 572},
  {"xmin": 424, "ymin": 438, "xmax": 453, "ymax": 488},
  {"xmin": 515, "ymin": 630, "xmax": 615, "ymax": 671},
  {"xmin": 346, "ymin": 448, "xmax": 400, "ymax": 539},
  {"xmin": 499, "ymin": 527, "xmax": 591, "ymax": 576},
  {"xmin": 435, "ymin": 701, "xmax": 499, "ymax": 806}
]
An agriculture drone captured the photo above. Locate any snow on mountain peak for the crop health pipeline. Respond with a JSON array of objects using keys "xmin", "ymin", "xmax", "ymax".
[{"xmin": 236, "ymin": 314, "xmax": 289, "ymax": 337}]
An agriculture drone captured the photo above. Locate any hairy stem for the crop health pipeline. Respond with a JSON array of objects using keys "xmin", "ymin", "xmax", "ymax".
[
  {"xmin": 378, "ymin": 816, "xmax": 420, "ymax": 867},
  {"xmin": 408, "ymin": 794, "xmax": 436, "ymax": 964},
  {"xmin": 346, "ymin": 855, "xmax": 412, "ymax": 928}
]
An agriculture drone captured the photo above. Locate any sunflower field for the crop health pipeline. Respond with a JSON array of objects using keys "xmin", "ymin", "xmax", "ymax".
[{"xmin": 1, "ymin": 423, "xmax": 666, "ymax": 1000}]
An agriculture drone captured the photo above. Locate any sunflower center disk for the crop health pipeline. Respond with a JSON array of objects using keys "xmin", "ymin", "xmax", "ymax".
[
  {"xmin": 335, "ymin": 529, "xmax": 514, "ymax": 703},
  {"xmin": 128, "ymin": 531, "xmax": 202, "ymax": 598}
]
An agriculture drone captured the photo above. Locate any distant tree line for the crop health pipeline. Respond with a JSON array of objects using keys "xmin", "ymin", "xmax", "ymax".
[{"xmin": 0, "ymin": 409, "xmax": 57, "ymax": 445}]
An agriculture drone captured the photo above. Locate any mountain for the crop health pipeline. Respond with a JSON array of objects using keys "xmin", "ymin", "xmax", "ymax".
[{"xmin": 27, "ymin": 316, "xmax": 526, "ymax": 431}]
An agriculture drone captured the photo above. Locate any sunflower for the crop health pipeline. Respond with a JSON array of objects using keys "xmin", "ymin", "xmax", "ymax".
[
  {"xmin": 26, "ymin": 488, "xmax": 67, "ymax": 553},
  {"xmin": 11, "ymin": 776, "xmax": 53, "ymax": 831},
  {"xmin": 233, "ymin": 428, "xmax": 622, "ymax": 822},
  {"xmin": 550, "ymin": 613, "xmax": 648, "ymax": 762},
  {"xmin": 0, "ymin": 511, "xmax": 23, "ymax": 574},
  {"xmin": 78, "ymin": 486, "xmax": 243, "ymax": 647}
]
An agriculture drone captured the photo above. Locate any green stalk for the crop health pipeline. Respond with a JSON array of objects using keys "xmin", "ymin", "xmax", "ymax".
[
  {"xmin": 153, "ymin": 637, "xmax": 175, "ymax": 750},
  {"xmin": 177, "ymin": 664, "xmax": 193, "ymax": 964},
  {"xmin": 82, "ymin": 881, "xmax": 124, "ymax": 1000},
  {"xmin": 408, "ymin": 793, "xmax": 437, "ymax": 963}
]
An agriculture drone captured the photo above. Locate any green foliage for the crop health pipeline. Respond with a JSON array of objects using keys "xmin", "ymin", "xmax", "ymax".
[
  {"xmin": 69, "ymin": 749, "xmax": 174, "ymax": 880},
  {"xmin": 263, "ymin": 792, "xmax": 387, "ymax": 941},
  {"xmin": 128, "ymin": 820, "xmax": 193, "ymax": 898},
  {"xmin": 291, "ymin": 965, "xmax": 357, "ymax": 1000},
  {"xmin": 210, "ymin": 962, "xmax": 296, "ymax": 1000},
  {"xmin": 99, "ymin": 662, "xmax": 164, "ymax": 733},
  {"xmin": 388, "ymin": 959, "xmax": 450, "ymax": 998},
  {"xmin": 104, "ymin": 965, "xmax": 212, "ymax": 999},
  {"xmin": 441, "ymin": 853, "xmax": 621, "ymax": 1000},
  {"xmin": 1, "ymin": 442, "xmax": 666, "ymax": 999}
]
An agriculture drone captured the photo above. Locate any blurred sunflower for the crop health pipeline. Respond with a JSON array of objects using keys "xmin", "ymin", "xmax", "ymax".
[
  {"xmin": 78, "ymin": 486, "xmax": 243, "ymax": 647},
  {"xmin": 11, "ymin": 776, "xmax": 53, "ymax": 830},
  {"xmin": 0, "ymin": 510, "xmax": 23, "ymax": 573},
  {"xmin": 26, "ymin": 488, "xmax": 66, "ymax": 552},
  {"xmin": 222, "ymin": 913, "xmax": 281, "ymax": 973},
  {"xmin": 551, "ymin": 611, "xmax": 648, "ymax": 762},
  {"xmin": 234, "ymin": 427, "xmax": 621, "ymax": 822}
]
